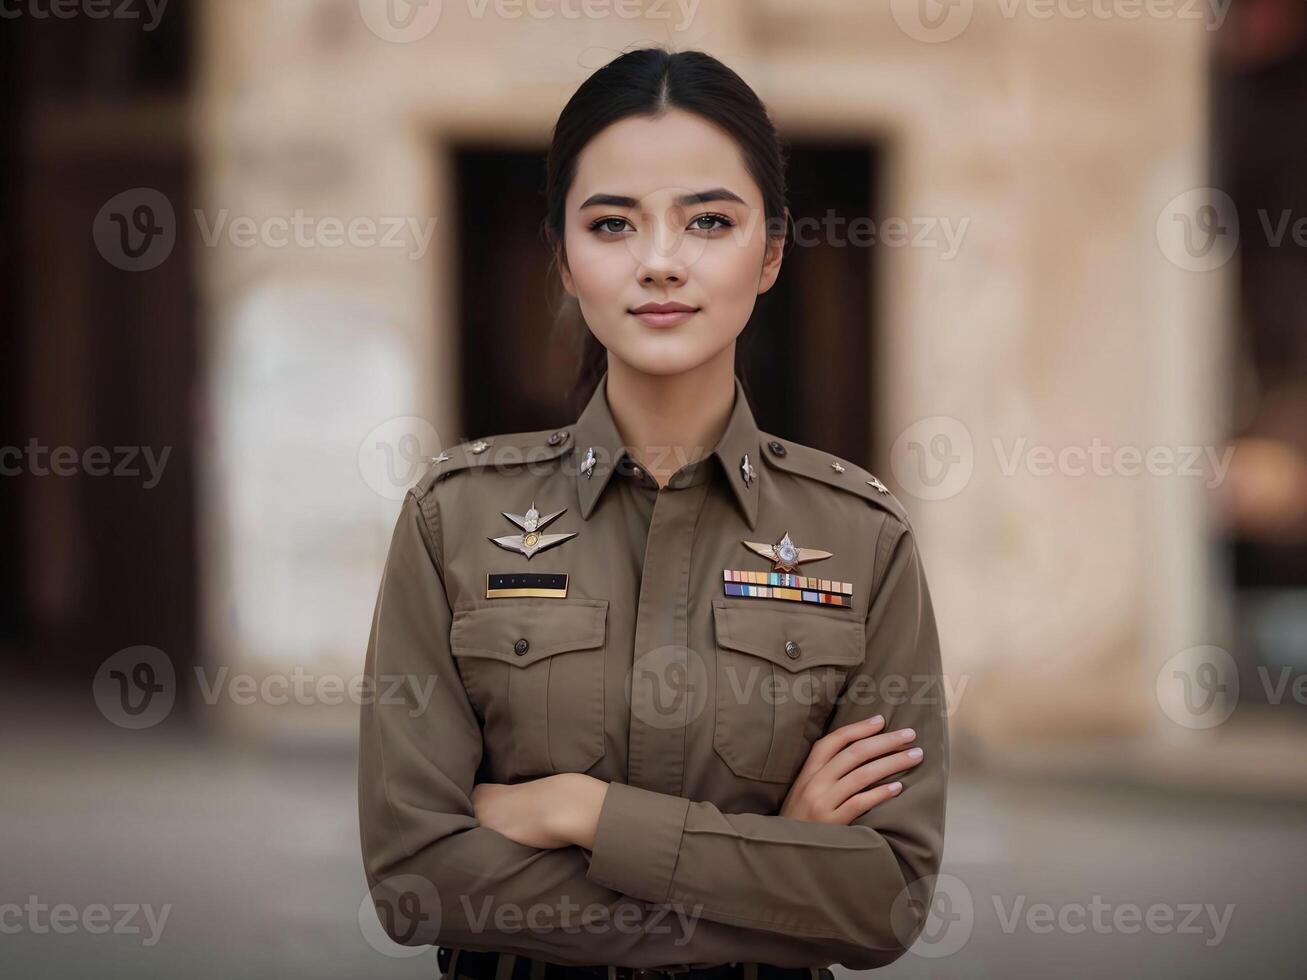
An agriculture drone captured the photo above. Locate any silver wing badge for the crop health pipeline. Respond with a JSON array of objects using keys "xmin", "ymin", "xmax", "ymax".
[
  {"xmin": 488, "ymin": 500, "xmax": 579, "ymax": 560},
  {"xmin": 741, "ymin": 529, "xmax": 833, "ymax": 574}
]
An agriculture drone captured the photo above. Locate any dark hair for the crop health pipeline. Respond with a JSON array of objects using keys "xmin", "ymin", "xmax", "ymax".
[{"xmin": 540, "ymin": 45, "xmax": 791, "ymax": 415}]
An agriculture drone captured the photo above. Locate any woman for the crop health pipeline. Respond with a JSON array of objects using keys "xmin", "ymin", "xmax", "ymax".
[{"xmin": 358, "ymin": 46, "xmax": 948, "ymax": 980}]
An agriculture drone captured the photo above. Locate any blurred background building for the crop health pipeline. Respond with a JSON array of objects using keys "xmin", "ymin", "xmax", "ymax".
[{"xmin": 3, "ymin": 0, "xmax": 1306, "ymax": 977}]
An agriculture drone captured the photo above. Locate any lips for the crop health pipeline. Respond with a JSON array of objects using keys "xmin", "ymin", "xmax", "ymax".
[{"xmin": 630, "ymin": 302, "xmax": 699, "ymax": 328}]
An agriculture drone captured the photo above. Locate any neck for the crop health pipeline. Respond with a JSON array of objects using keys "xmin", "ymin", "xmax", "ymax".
[{"xmin": 604, "ymin": 349, "xmax": 736, "ymax": 489}]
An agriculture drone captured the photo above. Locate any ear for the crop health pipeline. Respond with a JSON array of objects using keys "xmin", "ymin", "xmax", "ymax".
[
  {"xmin": 555, "ymin": 242, "xmax": 577, "ymax": 298},
  {"xmin": 757, "ymin": 207, "xmax": 788, "ymax": 295}
]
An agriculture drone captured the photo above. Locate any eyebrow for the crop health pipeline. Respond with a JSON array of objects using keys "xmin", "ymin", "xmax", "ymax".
[{"xmin": 578, "ymin": 187, "xmax": 747, "ymax": 209}]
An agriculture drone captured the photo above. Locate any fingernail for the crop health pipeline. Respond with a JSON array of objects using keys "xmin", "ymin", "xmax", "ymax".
[
  {"xmin": 888, "ymin": 782, "xmax": 902, "ymax": 793},
  {"xmin": 869, "ymin": 715, "xmax": 884, "ymax": 726},
  {"xmin": 900, "ymin": 728, "xmax": 915, "ymax": 740},
  {"xmin": 907, "ymin": 747, "xmax": 923, "ymax": 759}
]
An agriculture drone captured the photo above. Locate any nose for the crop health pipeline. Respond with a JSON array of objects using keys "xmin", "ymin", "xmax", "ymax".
[{"xmin": 634, "ymin": 210, "xmax": 691, "ymax": 286}]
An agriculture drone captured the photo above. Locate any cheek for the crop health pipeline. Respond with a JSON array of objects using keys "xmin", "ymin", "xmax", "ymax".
[
  {"xmin": 695, "ymin": 237, "xmax": 766, "ymax": 308},
  {"xmin": 564, "ymin": 231, "xmax": 626, "ymax": 299}
]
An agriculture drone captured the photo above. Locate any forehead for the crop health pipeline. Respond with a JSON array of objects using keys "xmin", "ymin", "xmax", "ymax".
[{"xmin": 569, "ymin": 109, "xmax": 760, "ymax": 206}]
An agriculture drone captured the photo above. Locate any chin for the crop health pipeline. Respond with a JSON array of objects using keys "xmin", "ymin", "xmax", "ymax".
[{"xmin": 608, "ymin": 343, "xmax": 723, "ymax": 379}]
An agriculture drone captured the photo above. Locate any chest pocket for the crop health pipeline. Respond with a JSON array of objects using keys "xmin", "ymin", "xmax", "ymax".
[
  {"xmin": 711, "ymin": 598, "xmax": 865, "ymax": 784},
  {"xmin": 450, "ymin": 597, "xmax": 609, "ymax": 779}
]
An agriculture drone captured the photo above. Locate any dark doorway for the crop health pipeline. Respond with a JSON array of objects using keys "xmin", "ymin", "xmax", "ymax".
[
  {"xmin": 1210, "ymin": 10, "xmax": 1307, "ymax": 712},
  {"xmin": 451, "ymin": 141, "xmax": 881, "ymax": 467},
  {"xmin": 2, "ymin": 7, "xmax": 199, "ymax": 714}
]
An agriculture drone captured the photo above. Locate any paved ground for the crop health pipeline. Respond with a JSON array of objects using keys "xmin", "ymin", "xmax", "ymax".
[{"xmin": 3, "ymin": 706, "xmax": 1302, "ymax": 980}]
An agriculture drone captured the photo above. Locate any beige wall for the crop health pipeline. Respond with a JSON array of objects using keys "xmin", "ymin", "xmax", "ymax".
[{"xmin": 194, "ymin": 0, "xmax": 1224, "ymax": 754}]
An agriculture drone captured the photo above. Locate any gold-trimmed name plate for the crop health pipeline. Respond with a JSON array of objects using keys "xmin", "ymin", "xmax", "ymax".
[
  {"xmin": 486, "ymin": 572, "xmax": 569, "ymax": 599},
  {"xmin": 722, "ymin": 569, "xmax": 853, "ymax": 608}
]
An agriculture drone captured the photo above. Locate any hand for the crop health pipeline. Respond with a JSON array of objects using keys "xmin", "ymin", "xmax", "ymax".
[
  {"xmin": 470, "ymin": 773, "xmax": 607, "ymax": 849},
  {"xmin": 779, "ymin": 715, "xmax": 923, "ymax": 824}
]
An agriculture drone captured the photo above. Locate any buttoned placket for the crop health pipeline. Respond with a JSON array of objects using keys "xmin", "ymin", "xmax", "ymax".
[
  {"xmin": 623, "ymin": 456, "xmax": 713, "ymax": 797},
  {"xmin": 572, "ymin": 371, "xmax": 762, "ymax": 802}
]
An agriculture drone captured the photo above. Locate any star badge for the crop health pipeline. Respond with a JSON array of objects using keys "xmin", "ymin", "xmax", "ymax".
[
  {"xmin": 488, "ymin": 500, "xmax": 578, "ymax": 560},
  {"xmin": 866, "ymin": 477, "xmax": 889, "ymax": 494},
  {"xmin": 741, "ymin": 529, "xmax": 834, "ymax": 574}
]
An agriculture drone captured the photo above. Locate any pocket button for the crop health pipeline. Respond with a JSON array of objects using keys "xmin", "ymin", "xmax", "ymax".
[
  {"xmin": 785, "ymin": 639, "xmax": 802, "ymax": 659},
  {"xmin": 513, "ymin": 638, "xmax": 529, "ymax": 656}
]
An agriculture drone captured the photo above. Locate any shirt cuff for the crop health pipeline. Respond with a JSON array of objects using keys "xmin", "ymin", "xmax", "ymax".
[{"xmin": 584, "ymin": 781, "xmax": 690, "ymax": 903}]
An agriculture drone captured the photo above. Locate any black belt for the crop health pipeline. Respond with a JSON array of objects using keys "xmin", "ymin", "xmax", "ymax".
[{"xmin": 437, "ymin": 947, "xmax": 835, "ymax": 980}]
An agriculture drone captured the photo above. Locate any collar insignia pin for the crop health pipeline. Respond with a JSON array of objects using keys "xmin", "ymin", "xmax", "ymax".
[{"xmin": 740, "ymin": 452, "xmax": 756, "ymax": 489}]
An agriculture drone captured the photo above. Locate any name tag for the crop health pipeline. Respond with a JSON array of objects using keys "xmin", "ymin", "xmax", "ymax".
[{"xmin": 486, "ymin": 572, "xmax": 569, "ymax": 599}]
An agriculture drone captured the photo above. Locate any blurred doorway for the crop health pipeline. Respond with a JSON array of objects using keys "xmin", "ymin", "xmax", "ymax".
[
  {"xmin": 450, "ymin": 141, "xmax": 881, "ymax": 467},
  {"xmin": 1211, "ymin": 9, "xmax": 1307, "ymax": 713},
  {"xmin": 2, "ymin": 7, "xmax": 200, "ymax": 706}
]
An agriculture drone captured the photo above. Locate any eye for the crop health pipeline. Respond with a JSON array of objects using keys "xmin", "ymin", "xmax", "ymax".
[
  {"xmin": 588, "ymin": 216, "xmax": 631, "ymax": 236},
  {"xmin": 690, "ymin": 212, "xmax": 735, "ymax": 232}
]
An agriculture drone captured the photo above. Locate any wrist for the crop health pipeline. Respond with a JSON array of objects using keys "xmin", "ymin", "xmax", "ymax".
[{"xmin": 555, "ymin": 773, "xmax": 608, "ymax": 848}]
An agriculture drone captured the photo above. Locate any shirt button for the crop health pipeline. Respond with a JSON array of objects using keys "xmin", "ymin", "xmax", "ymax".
[
  {"xmin": 513, "ymin": 638, "xmax": 529, "ymax": 656},
  {"xmin": 632, "ymin": 466, "xmax": 642, "ymax": 477},
  {"xmin": 785, "ymin": 639, "xmax": 802, "ymax": 659}
]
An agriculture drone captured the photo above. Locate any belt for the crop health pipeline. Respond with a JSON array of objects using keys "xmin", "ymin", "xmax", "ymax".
[{"xmin": 437, "ymin": 947, "xmax": 836, "ymax": 980}]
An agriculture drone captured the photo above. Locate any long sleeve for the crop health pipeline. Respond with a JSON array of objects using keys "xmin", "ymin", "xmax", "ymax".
[
  {"xmin": 584, "ymin": 518, "xmax": 949, "ymax": 970},
  {"xmin": 357, "ymin": 490, "xmax": 889, "ymax": 968}
]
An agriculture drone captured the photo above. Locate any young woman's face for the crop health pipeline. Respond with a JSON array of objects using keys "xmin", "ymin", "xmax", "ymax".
[{"xmin": 559, "ymin": 108, "xmax": 784, "ymax": 377}]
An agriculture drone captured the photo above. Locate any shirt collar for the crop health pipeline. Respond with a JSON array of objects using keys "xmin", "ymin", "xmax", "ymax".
[{"xmin": 572, "ymin": 369, "xmax": 761, "ymax": 530}]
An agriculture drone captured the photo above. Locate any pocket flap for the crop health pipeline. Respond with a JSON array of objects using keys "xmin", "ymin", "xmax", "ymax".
[
  {"xmin": 450, "ymin": 598, "xmax": 608, "ymax": 667},
  {"xmin": 712, "ymin": 598, "xmax": 864, "ymax": 673}
]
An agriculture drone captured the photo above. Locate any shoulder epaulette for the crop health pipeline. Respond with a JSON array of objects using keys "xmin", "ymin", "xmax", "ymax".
[
  {"xmin": 412, "ymin": 426, "xmax": 575, "ymax": 496},
  {"xmin": 757, "ymin": 432, "xmax": 911, "ymax": 526}
]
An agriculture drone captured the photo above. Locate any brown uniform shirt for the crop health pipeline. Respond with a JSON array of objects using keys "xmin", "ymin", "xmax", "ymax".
[{"xmin": 358, "ymin": 371, "xmax": 948, "ymax": 971}]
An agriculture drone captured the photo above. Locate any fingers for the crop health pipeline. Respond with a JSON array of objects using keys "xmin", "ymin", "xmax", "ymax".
[
  {"xmin": 789, "ymin": 715, "xmax": 886, "ymax": 792},
  {"xmin": 822, "ymin": 724, "xmax": 920, "ymax": 782},
  {"xmin": 801, "ymin": 714, "xmax": 889, "ymax": 775},
  {"xmin": 831, "ymin": 779, "xmax": 905, "ymax": 824},
  {"xmin": 832, "ymin": 745, "xmax": 924, "ymax": 802},
  {"xmin": 789, "ymin": 716, "xmax": 921, "ymax": 823}
]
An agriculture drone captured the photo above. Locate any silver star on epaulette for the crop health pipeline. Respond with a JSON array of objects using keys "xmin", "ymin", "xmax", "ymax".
[
  {"xmin": 740, "ymin": 452, "xmax": 756, "ymax": 489},
  {"xmin": 580, "ymin": 447, "xmax": 597, "ymax": 479},
  {"xmin": 741, "ymin": 529, "xmax": 833, "ymax": 573},
  {"xmin": 831, "ymin": 461, "xmax": 845, "ymax": 473},
  {"xmin": 866, "ymin": 477, "xmax": 889, "ymax": 494},
  {"xmin": 488, "ymin": 500, "xmax": 578, "ymax": 560}
]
